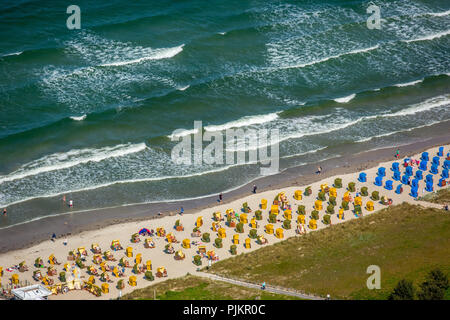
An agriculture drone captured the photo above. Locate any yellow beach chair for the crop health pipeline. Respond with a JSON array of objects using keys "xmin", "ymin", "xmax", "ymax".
[
  {"xmin": 270, "ymin": 205, "xmax": 279, "ymax": 215},
  {"xmin": 11, "ymin": 274, "xmax": 19, "ymax": 285},
  {"xmin": 77, "ymin": 247, "xmax": 87, "ymax": 256},
  {"xmin": 309, "ymin": 219, "xmax": 317, "ymax": 230},
  {"xmin": 196, "ymin": 216, "xmax": 203, "ymax": 227},
  {"xmin": 250, "ymin": 218, "xmax": 257, "ymax": 229},
  {"xmin": 297, "ymin": 215, "xmax": 305, "ymax": 225},
  {"xmin": 261, "ymin": 199, "xmax": 267, "ymax": 209},
  {"xmin": 91, "ymin": 243, "xmax": 101, "ymax": 254},
  {"xmin": 294, "ymin": 190, "xmax": 302, "ymax": 200},
  {"xmin": 338, "ymin": 208, "xmax": 344, "ymax": 220},
  {"xmin": 244, "ymin": 238, "xmax": 251, "ymax": 249},
  {"xmin": 240, "ymin": 213, "xmax": 248, "ymax": 224},
  {"xmin": 129, "ymin": 275, "xmax": 137, "ymax": 286},
  {"xmin": 366, "ymin": 201, "xmax": 374, "ymax": 211},
  {"xmin": 265, "ymin": 224, "xmax": 274, "ymax": 234},
  {"xmin": 314, "ymin": 200, "xmax": 322, "ymax": 211},
  {"xmin": 126, "ymin": 247, "xmax": 133, "ymax": 258},
  {"xmin": 88, "ymin": 275, "xmax": 95, "ymax": 284},
  {"xmin": 321, "ymin": 183, "xmax": 328, "ymax": 193},
  {"xmin": 218, "ymin": 228, "xmax": 226, "ymax": 239},
  {"xmin": 135, "ymin": 253, "xmax": 142, "ymax": 264},
  {"xmin": 343, "ymin": 191, "xmax": 350, "ymax": 203},
  {"xmin": 101, "ymin": 283, "xmax": 109, "ymax": 294},
  {"xmin": 146, "ymin": 260, "xmax": 152, "ymax": 271},
  {"xmin": 275, "ymin": 228, "xmax": 284, "ymax": 239},
  {"xmin": 284, "ymin": 210, "xmax": 292, "ymax": 220},
  {"xmin": 329, "ymin": 187, "xmax": 337, "ymax": 198},
  {"xmin": 144, "ymin": 237, "xmax": 155, "ymax": 248},
  {"xmin": 213, "ymin": 212, "xmax": 222, "ymax": 221},
  {"xmin": 175, "ymin": 250, "xmax": 185, "ymax": 260},
  {"xmin": 156, "ymin": 227, "xmax": 166, "ymax": 237},
  {"xmin": 354, "ymin": 196, "xmax": 362, "ymax": 206},
  {"xmin": 182, "ymin": 238, "xmax": 191, "ymax": 249},
  {"xmin": 212, "ymin": 221, "xmax": 220, "ymax": 232},
  {"xmin": 156, "ymin": 267, "xmax": 167, "ymax": 278},
  {"xmin": 233, "ymin": 234, "xmax": 239, "ymax": 245}
]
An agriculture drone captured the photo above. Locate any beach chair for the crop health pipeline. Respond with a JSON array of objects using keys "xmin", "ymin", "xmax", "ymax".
[
  {"xmin": 329, "ymin": 187, "xmax": 337, "ymax": 198},
  {"xmin": 135, "ymin": 253, "xmax": 142, "ymax": 264},
  {"xmin": 156, "ymin": 267, "xmax": 167, "ymax": 278},
  {"xmin": 47, "ymin": 266, "xmax": 57, "ymax": 276},
  {"xmin": 33, "ymin": 270, "xmax": 43, "ymax": 281},
  {"xmin": 439, "ymin": 178, "xmax": 446, "ymax": 187},
  {"xmin": 175, "ymin": 220, "xmax": 184, "ymax": 231},
  {"xmin": 0, "ymin": 267, "xmax": 3, "ymax": 277},
  {"xmin": 244, "ymin": 238, "xmax": 251, "ymax": 249},
  {"xmin": 104, "ymin": 250, "xmax": 116, "ymax": 261},
  {"xmin": 338, "ymin": 209, "xmax": 344, "ymax": 220},
  {"xmin": 411, "ymin": 179, "xmax": 419, "ymax": 189},
  {"xmin": 213, "ymin": 212, "xmax": 222, "ymax": 222},
  {"xmin": 198, "ymin": 246, "xmax": 206, "ymax": 255},
  {"xmin": 265, "ymin": 224, "xmax": 274, "ymax": 234},
  {"xmin": 425, "ymin": 181, "xmax": 433, "ymax": 192},
  {"xmin": 270, "ymin": 205, "xmax": 279, "ymax": 215},
  {"xmin": 111, "ymin": 240, "xmax": 123, "ymax": 251},
  {"xmin": 385, "ymin": 180, "xmax": 393, "ymax": 191},
  {"xmin": 374, "ymin": 176, "xmax": 383, "ymax": 186},
  {"xmin": 90, "ymin": 254, "xmax": 101, "ymax": 265},
  {"xmin": 393, "ymin": 171, "xmax": 401, "ymax": 181},
  {"xmin": 366, "ymin": 201, "xmax": 374, "ymax": 211},
  {"xmin": 275, "ymin": 228, "xmax": 284, "ymax": 239},
  {"xmin": 132, "ymin": 263, "xmax": 143, "ymax": 274},
  {"xmin": 426, "ymin": 174, "xmax": 433, "ymax": 184},
  {"xmin": 131, "ymin": 233, "xmax": 140, "ymax": 243},
  {"xmin": 101, "ymin": 283, "xmax": 109, "ymax": 294},
  {"xmin": 422, "ymin": 152, "xmax": 429, "ymax": 161},
  {"xmin": 212, "ymin": 221, "xmax": 219, "ymax": 232},
  {"xmin": 405, "ymin": 166, "xmax": 413, "ymax": 176},
  {"xmin": 377, "ymin": 167, "xmax": 386, "ymax": 177},
  {"xmin": 430, "ymin": 164, "xmax": 438, "ymax": 174},
  {"xmin": 112, "ymin": 267, "xmax": 120, "ymax": 278},
  {"xmin": 415, "ymin": 170, "xmax": 423, "ymax": 180},
  {"xmin": 196, "ymin": 217, "xmax": 203, "ymax": 227},
  {"xmin": 391, "ymin": 162, "xmax": 399, "ymax": 172},
  {"xmin": 88, "ymin": 275, "xmax": 95, "ymax": 285},
  {"xmin": 91, "ymin": 243, "xmax": 102, "ymax": 254},
  {"xmin": 297, "ymin": 214, "xmax": 305, "ymax": 225},
  {"xmin": 182, "ymin": 239, "xmax": 191, "ymax": 249},
  {"xmin": 126, "ymin": 247, "xmax": 133, "ymax": 258},
  {"xmin": 410, "ymin": 187, "xmax": 418, "ymax": 198},
  {"xmin": 358, "ymin": 172, "xmax": 367, "ymax": 183},
  {"xmin": 343, "ymin": 191, "xmax": 350, "ymax": 202},
  {"xmin": 166, "ymin": 232, "xmax": 177, "ymax": 243},
  {"xmin": 239, "ymin": 213, "xmax": 248, "ymax": 224},
  {"xmin": 294, "ymin": 190, "xmax": 302, "ymax": 200},
  {"xmin": 309, "ymin": 219, "xmax": 317, "ymax": 230},
  {"xmin": 444, "ymin": 160, "xmax": 450, "ymax": 169},
  {"xmin": 442, "ymin": 169, "xmax": 449, "ymax": 179},
  {"xmin": 35, "ymin": 257, "xmax": 44, "ymax": 268},
  {"xmin": 144, "ymin": 238, "xmax": 155, "ymax": 248},
  {"xmin": 432, "ymin": 156, "xmax": 440, "ymax": 166},
  {"xmin": 232, "ymin": 234, "xmax": 239, "ymax": 245},
  {"xmin": 165, "ymin": 243, "xmax": 174, "ymax": 254},
  {"xmin": 314, "ymin": 200, "xmax": 322, "ymax": 211},
  {"xmin": 258, "ymin": 235, "xmax": 268, "ymax": 245},
  {"xmin": 353, "ymin": 196, "xmax": 362, "ymax": 206},
  {"xmin": 261, "ymin": 199, "xmax": 267, "ymax": 209},
  {"xmin": 175, "ymin": 250, "xmax": 185, "ymax": 260},
  {"xmin": 218, "ymin": 228, "xmax": 226, "ymax": 239},
  {"xmin": 419, "ymin": 161, "xmax": 428, "ymax": 171},
  {"xmin": 18, "ymin": 261, "xmax": 28, "ymax": 272},
  {"xmin": 77, "ymin": 247, "xmax": 87, "ymax": 256},
  {"xmin": 156, "ymin": 227, "xmax": 166, "ymax": 237},
  {"xmin": 283, "ymin": 210, "xmax": 292, "ymax": 221},
  {"xmin": 129, "ymin": 275, "xmax": 137, "ymax": 286},
  {"xmin": 119, "ymin": 257, "xmax": 130, "ymax": 268},
  {"xmin": 401, "ymin": 175, "xmax": 409, "ymax": 185},
  {"xmin": 250, "ymin": 218, "xmax": 258, "ymax": 229},
  {"xmin": 438, "ymin": 147, "xmax": 444, "ymax": 157},
  {"xmin": 49, "ymin": 254, "xmax": 59, "ymax": 265}
]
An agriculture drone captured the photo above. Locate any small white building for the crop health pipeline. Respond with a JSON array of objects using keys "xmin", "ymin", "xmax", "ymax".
[{"xmin": 11, "ymin": 284, "xmax": 52, "ymax": 300}]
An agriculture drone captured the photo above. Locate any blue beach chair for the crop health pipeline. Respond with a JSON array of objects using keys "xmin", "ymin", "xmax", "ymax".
[
  {"xmin": 438, "ymin": 147, "xmax": 443, "ymax": 157},
  {"xmin": 425, "ymin": 181, "xmax": 433, "ymax": 192},
  {"xmin": 430, "ymin": 164, "xmax": 438, "ymax": 174},
  {"xmin": 411, "ymin": 178, "xmax": 419, "ymax": 189},
  {"xmin": 393, "ymin": 171, "xmax": 401, "ymax": 181},
  {"xmin": 405, "ymin": 166, "xmax": 413, "ymax": 176},
  {"xmin": 377, "ymin": 167, "xmax": 386, "ymax": 177},
  {"xmin": 442, "ymin": 169, "xmax": 449, "ymax": 179},
  {"xmin": 401, "ymin": 175, "xmax": 409, "ymax": 185},
  {"xmin": 395, "ymin": 184, "xmax": 403, "ymax": 194},
  {"xmin": 374, "ymin": 176, "xmax": 383, "ymax": 186},
  {"xmin": 391, "ymin": 162, "xmax": 399, "ymax": 172},
  {"xmin": 415, "ymin": 170, "xmax": 423, "ymax": 180},
  {"xmin": 358, "ymin": 172, "xmax": 367, "ymax": 183},
  {"xmin": 439, "ymin": 178, "xmax": 446, "ymax": 187},
  {"xmin": 421, "ymin": 152, "xmax": 429, "ymax": 161},
  {"xmin": 432, "ymin": 156, "xmax": 440, "ymax": 166},
  {"xmin": 410, "ymin": 187, "xmax": 418, "ymax": 198},
  {"xmin": 419, "ymin": 161, "xmax": 427, "ymax": 171},
  {"xmin": 444, "ymin": 160, "xmax": 450, "ymax": 170},
  {"xmin": 385, "ymin": 180, "xmax": 393, "ymax": 190}
]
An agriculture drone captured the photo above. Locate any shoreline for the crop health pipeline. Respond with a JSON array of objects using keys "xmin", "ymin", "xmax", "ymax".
[{"xmin": 1, "ymin": 132, "xmax": 449, "ymax": 254}]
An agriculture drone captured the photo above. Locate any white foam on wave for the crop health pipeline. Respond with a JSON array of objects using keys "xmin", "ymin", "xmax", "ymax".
[
  {"xmin": 204, "ymin": 112, "xmax": 279, "ymax": 132},
  {"xmin": 70, "ymin": 114, "xmax": 87, "ymax": 121},
  {"xmin": 277, "ymin": 45, "xmax": 380, "ymax": 71},
  {"xmin": 403, "ymin": 29, "xmax": 450, "ymax": 43},
  {"xmin": 427, "ymin": 10, "xmax": 450, "ymax": 17},
  {"xmin": 386, "ymin": 95, "xmax": 450, "ymax": 117},
  {"xmin": 100, "ymin": 44, "xmax": 184, "ymax": 67},
  {"xmin": 334, "ymin": 93, "xmax": 356, "ymax": 103},
  {"xmin": 2, "ymin": 51, "xmax": 22, "ymax": 57},
  {"xmin": 0, "ymin": 142, "xmax": 147, "ymax": 184},
  {"xmin": 394, "ymin": 79, "xmax": 424, "ymax": 87},
  {"xmin": 168, "ymin": 128, "xmax": 200, "ymax": 140},
  {"xmin": 177, "ymin": 85, "xmax": 190, "ymax": 91},
  {"xmin": 218, "ymin": 32, "xmax": 227, "ymax": 35}
]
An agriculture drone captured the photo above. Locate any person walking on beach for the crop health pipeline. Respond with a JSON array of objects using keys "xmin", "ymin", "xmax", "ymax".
[
  {"xmin": 252, "ymin": 185, "xmax": 257, "ymax": 193},
  {"xmin": 395, "ymin": 148, "xmax": 400, "ymax": 159},
  {"xmin": 51, "ymin": 233, "xmax": 56, "ymax": 242},
  {"xmin": 261, "ymin": 281, "xmax": 266, "ymax": 290},
  {"xmin": 316, "ymin": 166, "xmax": 322, "ymax": 174},
  {"xmin": 63, "ymin": 195, "xmax": 66, "ymax": 203},
  {"xmin": 218, "ymin": 193, "xmax": 223, "ymax": 203},
  {"xmin": 180, "ymin": 207, "xmax": 184, "ymax": 216},
  {"xmin": 2, "ymin": 208, "xmax": 6, "ymax": 216},
  {"xmin": 69, "ymin": 199, "xmax": 73, "ymax": 208}
]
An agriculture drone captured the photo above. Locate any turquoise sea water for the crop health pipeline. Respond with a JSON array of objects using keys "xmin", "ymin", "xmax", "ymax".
[{"xmin": 0, "ymin": 0, "xmax": 449, "ymax": 227}]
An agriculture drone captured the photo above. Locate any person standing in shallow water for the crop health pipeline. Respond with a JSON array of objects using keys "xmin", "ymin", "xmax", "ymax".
[
  {"xmin": 2, "ymin": 208, "xmax": 6, "ymax": 216},
  {"xmin": 252, "ymin": 185, "xmax": 257, "ymax": 193},
  {"xmin": 218, "ymin": 193, "xmax": 223, "ymax": 203}
]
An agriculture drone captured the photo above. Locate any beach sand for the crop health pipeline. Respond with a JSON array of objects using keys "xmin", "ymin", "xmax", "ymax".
[{"xmin": 0, "ymin": 142, "xmax": 448, "ymax": 300}]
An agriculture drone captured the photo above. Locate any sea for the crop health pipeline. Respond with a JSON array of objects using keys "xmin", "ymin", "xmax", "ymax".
[{"xmin": 0, "ymin": 0, "xmax": 449, "ymax": 228}]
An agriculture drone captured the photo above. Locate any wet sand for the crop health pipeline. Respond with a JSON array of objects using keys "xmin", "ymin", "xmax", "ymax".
[{"xmin": 0, "ymin": 131, "xmax": 449, "ymax": 254}]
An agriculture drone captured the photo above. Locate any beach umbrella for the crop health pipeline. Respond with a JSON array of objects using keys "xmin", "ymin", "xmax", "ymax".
[{"xmin": 139, "ymin": 228, "xmax": 150, "ymax": 235}]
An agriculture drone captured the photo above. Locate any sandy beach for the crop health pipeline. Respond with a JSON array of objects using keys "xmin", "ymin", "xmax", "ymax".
[{"xmin": 0, "ymin": 141, "xmax": 448, "ymax": 300}]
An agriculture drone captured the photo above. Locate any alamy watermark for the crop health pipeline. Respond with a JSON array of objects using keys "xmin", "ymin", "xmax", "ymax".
[
  {"xmin": 67, "ymin": 5, "xmax": 81, "ymax": 30},
  {"xmin": 367, "ymin": 4, "xmax": 381, "ymax": 29},
  {"xmin": 366, "ymin": 265, "xmax": 381, "ymax": 289},
  {"xmin": 170, "ymin": 121, "xmax": 279, "ymax": 175}
]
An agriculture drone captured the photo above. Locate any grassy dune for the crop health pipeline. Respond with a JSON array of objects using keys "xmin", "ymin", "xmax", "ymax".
[
  {"xmin": 122, "ymin": 274, "xmax": 302, "ymax": 300},
  {"xmin": 420, "ymin": 187, "xmax": 450, "ymax": 205},
  {"xmin": 206, "ymin": 202, "xmax": 450, "ymax": 299}
]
